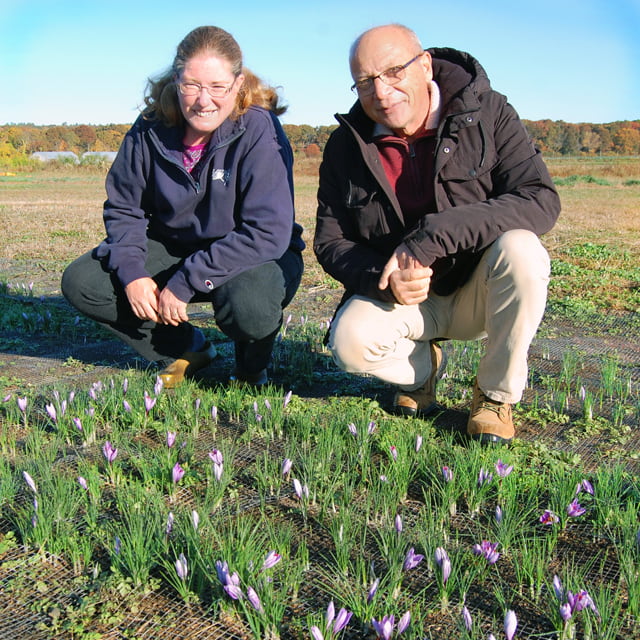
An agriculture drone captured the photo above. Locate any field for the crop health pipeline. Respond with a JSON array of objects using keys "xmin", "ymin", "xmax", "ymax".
[{"xmin": 0, "ymin": 156, "xmax": 639, "ymax": 639}]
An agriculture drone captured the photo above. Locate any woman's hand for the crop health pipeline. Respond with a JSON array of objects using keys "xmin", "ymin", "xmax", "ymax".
[
  {"xmin": 158, "ymin": 287, "xmax": 189, "ymax": 326},
  {"xmin": 125, "ymin": 277, "xmax": 161, "ymax": 322}
]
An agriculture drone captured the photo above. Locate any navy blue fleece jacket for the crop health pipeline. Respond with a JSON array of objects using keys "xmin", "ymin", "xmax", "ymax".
[{"xmin": 96, "ymin": 106, "xmax": 304, "ymax": 302}]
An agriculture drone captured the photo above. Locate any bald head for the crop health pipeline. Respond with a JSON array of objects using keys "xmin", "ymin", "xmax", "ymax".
[
  {"xmin": 349, "ymin": 24, "xmax": 423, "ymax": 70},
  {"xmin": 348, "ymin": 23, "xmax": 433, "ymax": 139}
]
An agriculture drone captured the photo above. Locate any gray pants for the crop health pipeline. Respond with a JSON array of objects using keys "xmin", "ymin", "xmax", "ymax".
[
  {"xmin": 328, "ymin": 230, "xmax": 550, "ymax": 404},
  {"xmin": 61, "ymin": 237, "xmax": 303, "ymax": 373}
]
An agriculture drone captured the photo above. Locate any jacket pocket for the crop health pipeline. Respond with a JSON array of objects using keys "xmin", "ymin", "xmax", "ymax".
[{"xmin": 439, "ymin": 158, "xmax": 498, "ymax": 206}]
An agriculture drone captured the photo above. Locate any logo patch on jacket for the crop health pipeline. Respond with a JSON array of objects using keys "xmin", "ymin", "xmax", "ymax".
[{"xmin": 211, "ymin": 168, "xmax": 230, "ymax": 185}]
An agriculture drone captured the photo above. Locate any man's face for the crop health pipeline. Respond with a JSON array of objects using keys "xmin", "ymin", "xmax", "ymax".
[{"xmin": 350, "ymin": 27, "xmax": 433, "ymax": 139}]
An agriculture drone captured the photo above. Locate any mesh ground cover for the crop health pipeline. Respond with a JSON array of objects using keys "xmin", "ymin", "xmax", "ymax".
[{"xmin": 1, "ymin": 290, "xmax": 639, "ymax": 638}]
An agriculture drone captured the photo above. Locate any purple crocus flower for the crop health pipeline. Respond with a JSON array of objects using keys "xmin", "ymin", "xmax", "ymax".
[
  {"xmin": 347, "ymin": 422, "xmax": 357, "ymax": 436},
  {"xmin": 495, "ymin": 459, "xmax": 513, "ymax": 478},
  {"xmin": 102, "ymin": 440, "xmax": 118, "ymax": 464},
  {"xmin": 154, "ymin": 376, "xmax": 163, "ymax": 396},
  {"xmin": 495, "ymin": 505, "xmax": 503, "ymax": 524},
  {"xmin": 434, "ymin": 547, "xmax": 451, "ymax": 584},
  {"xmin": 397, "ymin": 610, "xmax": 411, "ymax": 634},
  {"xmin": 504, "ymin": 610, "xmax": 517, "ymax": 640},
  {"xmin": 175, "ymin": 553, "xmax": 188, "ymax": 581},
  {"xmin": 114, "ymin": 536, "xmax": 121, "ymax": 555},
  {"xmin": 166, "ymin": 512, "xmax": 174, "ymax": 536},
  {"xmin": 539, "ymin": 509, "xmax": 559, "ymax": 525},
  {"xmin": 372, "ymin": 615, "xmax": 394, "ymax": 640},
  {"xmin": 246, "ymin": 585, "xmax": 264, "ymax": 613},
  {"xmin": 77, "ymin": 476, "xmax": 88, "ymax": 491},
  {"xmin": 462, "ymin": 605, "xmax": 473, "ymax": 631},
  {"xmin": 45, "ymin": 403, "xmax": 57, "ymax": 422},
  {"xmin": 395, "ymin": 514, "xmax": 403, "ymax": 533},
  {"xmin": 283, "ymin": 389, "xmax": 293, "ymax": 408},
  {"xmin": 403, "ymin": 547, "xmax": 424, "ymax": 571},
  {"xmin": 23, "ymin": 471, "xmax": 38, "ymax": 494},
  {"xmin": 72, "ymin": 417, "xmax": 83, "ymax": 431},
  {"xmin": 144, "ymin": 392, "xmax": 156, "ymax": 414},
  {"xmin": 122, "ymin": 378, "xmax": 128, "ymax": 395},
  {"xmin": 442, "ymin": 466, "xmax": 453, "ymax": 483},
  {"xmin": 293, "ymin": 478, "xmax": 303, "ymax": 499},
  {"xmin": 333, "ymin": 607, "xmax": 352, "ymax": 634},
  {"xmin": 567, "ymin": 590, "xmax": 599, "ymax": 615},
  {"xmin": 567, "ymin": 499, "xmax": 586, "ymax": 517},
  {"xmin": 17, "ymin": 397, "xmax": 27, "ymax": 413},
  {"xmin": 172, "ymin": 462, "xmax": 185, "ymax": 484},
  {"xmin": 281, "ymin": 458, "xmax": 292, "ymax": 476},
  {"xmin": 209, "ymin": 449, "xmax": 223, "ymax": 465},
  {"xmin": 262, "ymin": 550, "xmax": 282, "ymax": 571},
  {"xmin": 390, "ymin": 445, "xmax": 398, "ymax": 461},
  {"xmin": 559, "ymin": 603, "xmax": 572, "ymax": 622},
  {"xmin": 478, "ymin": 467, "xmax": 493, "ymax": 486},
  {"xmin": 191, "ymin": 510, "xmax": 200, "ymax": 531},
  {"xmin": 166, "ymin": 431, "xmax": 176, "ymax": 448},
  {"xmin": 575, "ymin": 479, "xmax": 594, "ymax": 495},
  {"xmin": 415, "ymin": 435, "xmax": 423, "ymax": 452},
  {"xmin": 553, "ymin": 574, "xmax": 564, "ymax": 601},
  {"xmin": 473, "ymin": 540, "xmax": 500, "ymax": 564},
  {"xmin": 123, "ymin": 399, "xmax": 132, "ymax": 412},
  {"xmin": 212, "ymin": 461, "xmax": 223, "ymax": 482},
  {"xmin": 367, "ymin": 421, "xmax": 376, "ymax": 434},
  {"xmin": 367, "ymin": 577, "xmax": 380, "ymax": 603},
  {"xmin": 215, "ymin": 559, "xmax": 230, "ymax": 584},
  {"xmin": 211, "ymin": 405, "xmax": 218, "ymax": 420},
  {"xmin": 310, "ymin": 626, "xmax": 324, "ymax": 640},
  {"xmin": 224, "ymin": 583, "xmax": 243, "ymax": 600}
]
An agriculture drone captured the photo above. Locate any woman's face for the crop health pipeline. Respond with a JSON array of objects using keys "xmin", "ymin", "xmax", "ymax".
[{"xmin": 176, "ymin": 53, "xmax": 244, "ymax": 145}]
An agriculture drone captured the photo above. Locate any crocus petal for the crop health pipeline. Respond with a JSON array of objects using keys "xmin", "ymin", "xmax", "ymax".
[
  {"xmin": 504, "ymin": 610, "xmax": 517, "ymax": 640},
  {"xmin": 172, "ymin": 462, "xmax": 185, "ymax": 484},
  {"xmin": 462, "ymin": 605, "xmax": 472, "ymax": 632},
  {"xmin": 246, "ymin": 585, "xmax": 264, "ymax": 613},
  {"xmin": 262, "ymin": 550, "xmax": 282, "ymax": 571},
  {"xmin": 224, "ymin": 584, "xmax": 243, "ymax": 600},
  {"xmin": 397, "ymin": 610, "xmax": 411, "ymax": 634},
  {"xmin": 333, "ymin": 608, "xmax": 352, "ymax": 634},
  {"xmin": 281, "ymin": 457, "xmax": 292, "ymax": 476},
  {"xmin": 310, "ymin": 626, "xmax": 324, "ymax": 640},
  {"xmin": 23, "ymin": 471, "xmax": 38, "ymax": 494}
]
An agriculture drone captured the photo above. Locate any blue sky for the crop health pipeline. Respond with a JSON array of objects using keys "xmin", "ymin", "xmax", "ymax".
[{"xmin": 1, "ymin": 0, "xmax": 638, "ymax": 127}]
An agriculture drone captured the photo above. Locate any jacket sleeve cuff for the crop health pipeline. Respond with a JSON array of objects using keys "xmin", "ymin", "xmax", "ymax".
[
  {"xmin": 117, "ymin": 262, "xmax": 151, "ymax": 289},
  {"xmin": 166, "ymin": 269, "xmax": 196, "ymax": 303}
]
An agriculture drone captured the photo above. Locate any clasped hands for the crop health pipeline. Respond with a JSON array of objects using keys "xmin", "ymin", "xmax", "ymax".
[
  {"xmin": 125, "ymin": 277, "xmax": 188, "ymax": 326},
  {"xmin": 378, "ymin": 243, "xmax": 432, "ymax": 305}
]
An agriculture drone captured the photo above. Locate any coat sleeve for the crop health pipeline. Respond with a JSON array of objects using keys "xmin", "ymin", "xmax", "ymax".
[
  {"xmin": 95, "ymin": 120, "xmax": 152, "ymax": 287},
  {"xmin": 404, "ymin": 93, "xmax": 560, "ymax": 267},
  {"xmin": 314, "ymin": 131, "xmax": 397, "ymax": 303}
]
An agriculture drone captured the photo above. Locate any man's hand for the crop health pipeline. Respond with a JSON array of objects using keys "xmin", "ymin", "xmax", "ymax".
[
  {"xmin": 125, "ymin": 277, "xmax": 161, "ymax": 323},
  {"xmin": 378, "ymin": 244, "xmax": 432, "ymax": 305},
  {"xmin": 157, "ymin": 287, "xmax": 189, "ymax": 326}
]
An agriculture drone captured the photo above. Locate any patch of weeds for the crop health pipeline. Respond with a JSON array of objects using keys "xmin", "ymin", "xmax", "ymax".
[{"xmin": 553, "ymin": 174, "xmax": 612, "ymax": 186}]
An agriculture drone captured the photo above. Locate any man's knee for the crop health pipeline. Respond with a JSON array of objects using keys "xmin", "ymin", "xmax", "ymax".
[{"xmin": 488, "ymin": 230, "xmax": 550, "ymax": 281}]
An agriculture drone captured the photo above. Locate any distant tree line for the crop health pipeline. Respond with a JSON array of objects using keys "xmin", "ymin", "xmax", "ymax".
[{"xmin": 1, "ymin": 120, "xmax": 639, "ymax": 163}]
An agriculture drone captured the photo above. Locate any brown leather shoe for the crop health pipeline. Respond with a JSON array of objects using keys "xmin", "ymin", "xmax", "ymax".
[
  {"xmin": 467, "ymin": 379, "xmax": 514, "ymax": 444},
  {"xmin": 158, "ymin": 342, "xmax": 217, "ymax": 389},
  {"xmin": 393, "ymin": 341, "xmax": 446, "ymax": 417},
  {"xmin": 229, "ymin": 368, "xmax": 268, "ymax": 387}
]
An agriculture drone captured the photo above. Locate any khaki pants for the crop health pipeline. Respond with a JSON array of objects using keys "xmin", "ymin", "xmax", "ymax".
[{"xmin": 328, "ymin": 230, "xmax": 550, "ymax": 404}]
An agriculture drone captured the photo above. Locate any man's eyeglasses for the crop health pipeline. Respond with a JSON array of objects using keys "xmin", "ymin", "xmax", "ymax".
[
  {"xmin": 176, "ymin": 80, "xmax": 235, "ymax": 98},
  {"xmin": 351, "ymin": 53, "xmax": 423, "ymax": 96}
]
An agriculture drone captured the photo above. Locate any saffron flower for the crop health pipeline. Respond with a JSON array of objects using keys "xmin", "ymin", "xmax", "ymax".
[
  {"xmin": 123, "ymin": 399, "xmax": 132, "ymax": 412},
  {"xmin": 209, "ymin": 449, "xmax": 223, "ymax": 465},
  {"xmin": 224, "ymin": 583, "xmax": 243, "ymax": 600},
  {"xmin": 539, "ymin": 509, "xmax": 559, "ymax": 525},
  {"xmin": 191, "ymin": 510, "xmax": 200, "ymax": 531},
  {"xmin": 293, "ymin": 478, "xmax": 309, "ymax": 499},
  {"xmin": 367, "ymin": 421, "xmax": 376, "ymax": 434},
  {"xmin": 494, "ymin": 459, "xmax": 513, "ymax": 477},
  {"xmin": 415, "ymin": 434, "xmax": 423, "ymax": 452},
  {"xmin": 495, "ymin": 505, "xmax": 503, "ymax": 524},
  {"xmin": 172, "ymin": 462, "xmax": 185, "ymax": 484},
  {"xmin": 567, "ymin": 498, "xmax": 586, "ymax": 517},
  {"xmin": 246, "ymin": 585, "xmax": 264, "ymax": 613},
  {"xmin": 144, "ymin": 392, "xmax": 156, "ymax": 414},
  {"xmin": 575, "ymin": 479, "xmax": 594, "ymax": 495},
  {"xmin": 367, "ymin": 577, "xmax": 380, "ymax": 603},
  {"xmin": 371, "ymin": 615, "xmax": 395, "ymax": 640},
  {"xmin": 283, "ymin": 389, "xmax": 293, "ymax": 408},
  {"xmin": 347, "ymin": 422, "xmax": 357, "ymax": 436},
  {"xmin": 442, "ymin": 466, "xmax": 453, "ymax": 482},
  {"xmin": 102, "ymin": 440, "xmax": 118, "ymax": 463},
  {"xmin": 77, "ymin": 476, "xmax": 88, "ymax": 491},
  {"xmin": 434, "ymin": 547, "xmax": 451, "ymax": 584},
  {"xmin": 211, "ymin": 405, "xmax": 218, "ymax": 420},
  {"xmin": 154, "ymin": 376, "xmax": 163, "ymax": 396},
  {"xmin": 504, "ymin": 610, "xmax": 517, "ymax": 640},
  {"xmin": 175, "ymin": 553, "xmax": 188, "ymax": 581},
  {"xmin": 394, "ymin": 514, "xmax": 403, "ymax": 533},
  {"xmin": 45, "ymin": 403, "xmax": 57, "ymax": 422},
  {"xmin": 261, "ymin": 550, "xmax": 282, "ymax": 571},
  {"xmin": 17, "ymin": 397, "xmax": 27, "ymax": 413},
  {"xmin": 472, "ymin": 540, "xmax": 500, "ymax": 564},
  {"xmin": 72, "ymin": 417, "xmax": 83, "ymax": 431},
  {"xmin": 462, "ymin": 605, "xmax": 473, "ymax": 631},
  {"xmin": 23, "ymin": 471, "xmax": 38, "ymax": 494},
  {"xmin": 478, "ymin": 467, "xmax": 493, "ymax": 486},
  {"xmin": 567, "ymin": 590, "xmax": 599, "ymax": 616},
  {"xmin": 281, "ymin": 457, "xmax": 292, "ymax": 476},
  {"xmin": 403, "ymin": 547, "xmax": 424, "ymax": 571},
  {"xmin": 390, "ymin": 445, "xmax": 398, "ymax": 461},
  {"xmin": 166, "ymin": 431, "xmax": 176, "ymax": 448},
  {"xmin": 397, "ymin": 611, "xmax": 411, "ymax": 634},
  {"xmin": 166, "ymin": 512, "xmax": 174, "ymax": 536}
]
